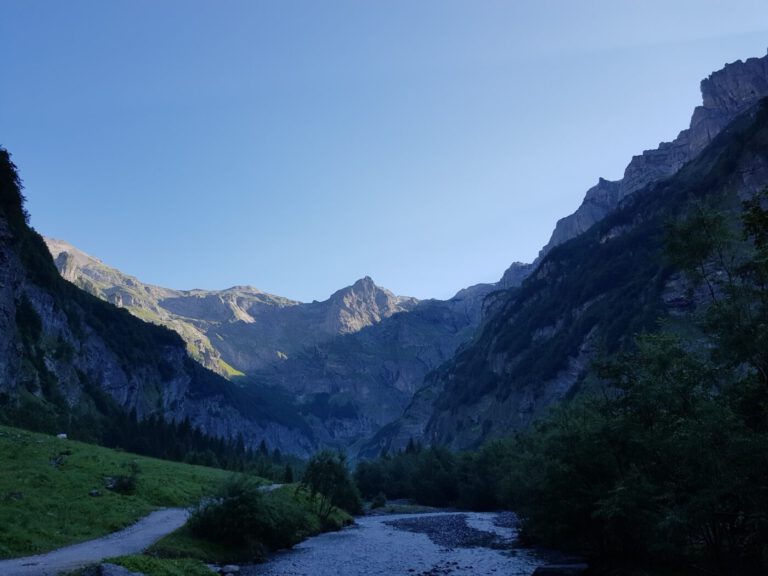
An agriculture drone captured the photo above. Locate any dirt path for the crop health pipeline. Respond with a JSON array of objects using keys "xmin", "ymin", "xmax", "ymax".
[{"xmin": 0, "ymin": 508, "xmax": 190, "ymax": 576}]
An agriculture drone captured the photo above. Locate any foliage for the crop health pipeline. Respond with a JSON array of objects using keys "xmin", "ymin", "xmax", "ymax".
[
  {"xmin": 371, "ymin": 491, "xmax": 386, "ymax": 509},
  {"xmin": 108, "ymin": 462, "xmax": 141, "ymax": 495},
  {"xmin": 355, "ymin": 444, "xmax": 459, "ymax": 508},
  {"xmin": 189, "ymin": 477, "xmax": 303, "ymax": 555},
  {"xmin": 301, "ymin": 450, "xmax": 362, "ymax": 521},
  {"xmin": 186, "ymin": 480, "xmax": 351, "ymax": 561}
]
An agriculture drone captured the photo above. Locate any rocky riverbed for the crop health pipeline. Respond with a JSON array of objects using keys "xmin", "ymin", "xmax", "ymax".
[{"xmin": 243, "ymin": 512, "xmax": 551, "ymax": 576}]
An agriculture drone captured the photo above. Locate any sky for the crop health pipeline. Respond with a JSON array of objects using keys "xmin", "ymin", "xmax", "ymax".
[{"xmin": 1, "ymin": 1, "xmax": 768, "ymax": 302}]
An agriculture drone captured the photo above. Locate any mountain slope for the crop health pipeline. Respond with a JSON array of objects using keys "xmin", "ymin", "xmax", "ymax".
[
  {"xmin": 0, "ymin": 150, "xmax": 314, "ymax": 454},
  {"xmin": 251, "ymin": 290, "xmax": 491, "ymax": 450},
  {"xmin": 414, "ymin": 97, "xmax": 768, "ymax": 450},
  {"xmin": 45, "ymin": 239, "xmax": 420, "ymax": 376},
  {"xmin": 363, "ymin": 53, "xmax": 768, "ymax": 454},
  {"xmin": 540, "ymin": 51, "xmax": 768, "ymax": 259},
  {"xmin": 44, "ymin": 242, "xmax": 529, "ymax": 453}
]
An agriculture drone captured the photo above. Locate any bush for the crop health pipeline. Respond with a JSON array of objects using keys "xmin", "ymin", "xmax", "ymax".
[
  {"xmin": 188, "ymin": 476, "xmax": 313, "ymax": 556},
  {"xmin": 371, "ymin": 491, "xmax": 386, "ymax": 509},
  {"xmin": 301, "ymin": 450, "xmax": 362, "ymax": 520},
  {"xmin": 108, "ymin": 462, "xmax": 140, "ymax": 495}
]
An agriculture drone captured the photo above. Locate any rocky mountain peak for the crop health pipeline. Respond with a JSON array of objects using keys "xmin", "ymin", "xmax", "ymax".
[
  {"xmin": 700, "ymin": 51, "xmax": 768, "ymax": 113},
  {"xmin": 325, "ymin": 277, "xmax": 419, "ymax": 335},
  {"xmin": 498, "ymin": 262, "xmax": 534, "ymax": 289}
]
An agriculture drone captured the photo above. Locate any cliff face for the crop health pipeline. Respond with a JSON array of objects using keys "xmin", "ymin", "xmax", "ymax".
[
  {"xmin": 364, "ymin": 55, "xmax": 768, "ymax": 455},
  {"xmin": 540, "ymin": 52, "xmax": 768, "ymax": 258},
  {"xmin": 410, "ymin": 99, "xmax": 768, "ymax": 452},
  {"xmin": 46, "ymin": 239, "xmax": 420, "ymax": 376},
  {"xmin": 46, "ymin": 237, "xmax": 533, "ymax": 454},
  {"xmin": 0, "ymin": 152, "xmax": 315, "ymax": 455}
]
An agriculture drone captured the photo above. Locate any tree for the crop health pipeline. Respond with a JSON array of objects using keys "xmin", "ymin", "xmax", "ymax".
[
  {"xmin": 300, "ymin": 450, "xmax": 361, "ymax": 521},
  {"xmin": 282, "ymin": 463, "xmax": 294, "ymax": 484}
]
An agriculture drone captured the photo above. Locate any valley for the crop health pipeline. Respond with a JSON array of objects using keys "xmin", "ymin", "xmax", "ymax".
[{"xmin": 2, "ymin": 6, "xmax": 768, "ymax": 573}]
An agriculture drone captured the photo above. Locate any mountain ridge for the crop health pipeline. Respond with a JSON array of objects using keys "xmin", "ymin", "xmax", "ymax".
[
  {"xmin": 362, "ymin": 51, "xmax": 768, "ymax": 455},
  {"xmin": 0, "ymin": 152, "xmax": 317, "ymax": 455},
  {"xmin": 44, "ymin": 238, "xmax": 528, "ymax": 454},
  {"xmin": 539, "ymin": 50, "xmax": 768, "ymax": 260}
]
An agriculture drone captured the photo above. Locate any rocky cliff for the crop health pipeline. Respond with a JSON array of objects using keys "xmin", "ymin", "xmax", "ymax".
[
  {"xmin": 406, "ymin": 97, "xmax": 768, "ymax": 452},
  {"xmin": 540, "ymin": 51, "xmax": 768, "ymax": 258},
  {"xmin": 45, "ymin": 241, "xmax": 532, "ymax": 454},
  {"xmin": 46, "ymin": 239, "xmax": 420, "ymax": 376},
  {"xmin": 0, "ymin": 151, "xmax": 315, "ymax": 455},
  {"xmin": 364, "ymin": 54, "xmax": 768, "ymax": 455}
]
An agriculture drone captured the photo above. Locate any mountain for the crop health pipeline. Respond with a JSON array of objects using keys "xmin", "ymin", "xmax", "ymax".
[
  {"xmin": 365, "ymin": 52, "xmax": 768, "ymax": 454},
  {"xmin": 45, "ymin": 236, "xmax": 522, "ymax": 452},
  {"xmin": 251, "ymin": 289, "xmax": 493, "ymax": 451},
  {"xmin": 45, "ymin": 239, "xmax": 420, "ymax": 375},
  {"xmin": 0, "ymin": 151, "xmax": 315, "ymax": 455},
  {"xmin": 539, "ymin": 51, "xmax": 768, "ymax": 259}
]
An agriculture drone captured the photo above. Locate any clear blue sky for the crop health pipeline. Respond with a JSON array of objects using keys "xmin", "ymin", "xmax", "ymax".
[{"xmin": 1, "ymin": 1, "xmax": 767, "ymax": 302}]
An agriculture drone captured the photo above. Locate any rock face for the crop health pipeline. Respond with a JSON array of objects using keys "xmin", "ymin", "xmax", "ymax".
[
  {"xmin": 0, "ymin": 151, "xmax": 315, "ymax": 455},
  {"xmin": 45, "ymin": 242, "xmax": 532, "ymax": 454},
  {"xmin": 46, "ymin": 240, "xmax": 418, "ymax": 377},
  {"xmin": 45, "ymin": 238, "xmax": 299, "ymax": 377},
  {"xmin": 498, "ymin": 262, "xmax": 534, "ymax": 289},
  {"xmin": 45, "ymin": 239, "xmax": 504, "ymax": 452},
  {"xmin": 323, "ymin": 276, "xmax": 418, "ymax": 335},
  {"xmin": 369, "ymin": 54, "xmax": 768, "ymax": 454},
  {"xmin": 417, "ymin": 97, "xmax": 768, "ymax": 451},
  {"xmin": 254, "ymin": 294, "xmax": 487, "ymax": 451},
  {"xmin": 540, "ymin": 51, "xmax": 768, "ymax": 258}
]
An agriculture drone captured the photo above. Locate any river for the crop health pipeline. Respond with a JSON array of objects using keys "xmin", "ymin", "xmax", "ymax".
[{"xmin": 243, "ymin": 511, "xmax": 552, "ymax": 576}]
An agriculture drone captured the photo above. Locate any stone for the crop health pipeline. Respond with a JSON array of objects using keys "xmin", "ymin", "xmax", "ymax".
[
  {"xmin": 222, "ymin": 565, "xmax": 240, "ymax": 574},
  {"xmin": 88, "ymin": 489, "xmax": 102, "ymax": 497}
]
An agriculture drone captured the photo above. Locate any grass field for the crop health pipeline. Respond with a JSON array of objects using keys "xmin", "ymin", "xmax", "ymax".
[{"xmin": 0, "ymin": 424, "xmax": 236, "ymax": 558}]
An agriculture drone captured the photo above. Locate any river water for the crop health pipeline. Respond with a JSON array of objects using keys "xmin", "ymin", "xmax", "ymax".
[{"xmin": 243, "ymin": 511, "xmax": 550, "ymax": 576}]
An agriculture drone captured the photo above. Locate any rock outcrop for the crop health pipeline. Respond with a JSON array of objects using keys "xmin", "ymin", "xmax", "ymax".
[
  {"xmin": 322, "ymin": 276, "xmax": 418, "ymax": 335},
  {"xmin": 540, "ymin": 51, "xmax": 768, "ymax": 258}
]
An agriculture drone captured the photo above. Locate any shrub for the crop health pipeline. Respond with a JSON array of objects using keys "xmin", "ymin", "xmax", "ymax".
[
  {"xmin": 371, "ymin": 491, "xmax": 386, "ymax": 509},
  {"xmin": 189, "ymin": 476, "xmax": 312, "ymax": 556},
  {"xmin": 108, "ymin": 462, "xmax": 141, "ymax": 495},
  {"xmin": 301, "ymin": 450, "xmax": 362, "ymax": 520}
]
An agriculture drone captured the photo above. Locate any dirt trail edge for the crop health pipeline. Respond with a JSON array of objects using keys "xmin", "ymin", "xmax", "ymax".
[{"xmin": 0, "ymin": 508, "xmax": 190, "ymax": 576}]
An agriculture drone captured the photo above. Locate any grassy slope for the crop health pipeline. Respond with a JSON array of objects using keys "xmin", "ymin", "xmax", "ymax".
[{"xmin": 0, "ymin": 425, "xmax": 236, "ymax": 558}]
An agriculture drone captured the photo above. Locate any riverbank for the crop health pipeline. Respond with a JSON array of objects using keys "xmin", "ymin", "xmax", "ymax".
[{"xmin": 243, "ymin": 511, "xmax": 552, "ymax": 576}]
